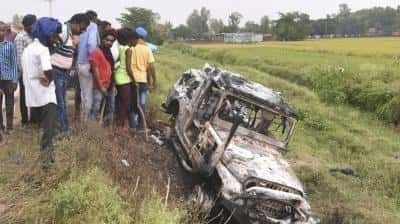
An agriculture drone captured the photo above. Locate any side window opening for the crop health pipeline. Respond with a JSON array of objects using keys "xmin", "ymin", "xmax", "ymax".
[
  {"xmin": 217, "ymin": 96, "xmax": 292, "ymax": 142},
  {"xmin": 196, "ymin": 85, "xmax": 222, "ymax": 124}
]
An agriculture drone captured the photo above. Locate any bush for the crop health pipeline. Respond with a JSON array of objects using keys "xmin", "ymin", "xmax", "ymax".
[
  {"xmin": 136, "ymin": 192, "xmax": 184, "ymax": 224},
  {"xmin": 49, "ymin": 168, "xmax": 132, "ymax": 224},
  {"xmin": 308, "ymin": 66, "xmax": 348, "ymax": 104},
  {"xmin": 377, "ymin": 94, "xmax": 400, "ymax": 124}
]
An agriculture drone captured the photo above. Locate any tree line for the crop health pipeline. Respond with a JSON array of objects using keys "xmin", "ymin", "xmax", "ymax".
[{"xmin": 115, "ymin": 4, "xmax": 400, "ymax": 43}]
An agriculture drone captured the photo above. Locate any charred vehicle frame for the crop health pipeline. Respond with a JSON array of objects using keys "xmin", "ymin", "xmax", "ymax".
[{"xmin": 162, "ymin": 66, "xmax": 316, "ymax": 224}]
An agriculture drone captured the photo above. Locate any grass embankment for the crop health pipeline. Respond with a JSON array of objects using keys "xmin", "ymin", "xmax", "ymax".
[
  {"xmin": 152, "ymin": 45, "xmax": 400, "ymax": 223},
  {"xmin": 0, "ymin": 122, "xmax": 204, "ymax": 224},
  {"xmin": 187, "ymin": 39, "xmax": 400, "ymax": 124}
]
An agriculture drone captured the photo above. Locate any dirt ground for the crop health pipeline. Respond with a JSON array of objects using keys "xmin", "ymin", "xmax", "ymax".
[
  {"xmin": 102, "ymin": 128, "xmax": 203, "ymax": 203},
  {"xmin": 7, "ymin": 91, "xmax": 201, "ymax": 203}
]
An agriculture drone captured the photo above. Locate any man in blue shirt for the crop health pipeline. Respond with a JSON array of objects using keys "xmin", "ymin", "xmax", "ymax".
[
  {"xmin": 77, "ymin": 11, "xmax": 99, "ymax": 120},
  {"xmin": 0, "ymin": 21, "xmax": 18, "ymax": 133}
]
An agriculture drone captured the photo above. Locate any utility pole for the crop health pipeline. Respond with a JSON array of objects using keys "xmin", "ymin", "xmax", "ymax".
[
  {"xmin": 325, "ymin": 15, "xmax": 329, "ymax": 37},
  {"xmin": 44, "ymin": 0, "xmax": 55, "ymax": 17}
]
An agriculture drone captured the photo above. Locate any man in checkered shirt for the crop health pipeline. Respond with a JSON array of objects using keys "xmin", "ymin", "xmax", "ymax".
[{"xmin": 14, "ymin": 15, "xmax": 37, "ymax": 125}]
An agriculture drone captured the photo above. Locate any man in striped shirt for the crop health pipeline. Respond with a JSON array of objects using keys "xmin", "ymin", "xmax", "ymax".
[
  {"xmin": 52, "ymin": 14, "xmax": 89, "ymax": 136},
  {"xmin": 0, "ymin": 21, "xmax": 18, "ymax": 133}
]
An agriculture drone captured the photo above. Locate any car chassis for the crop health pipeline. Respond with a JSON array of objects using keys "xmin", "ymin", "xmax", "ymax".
[{"xmin": 163, "ymin": 65, "xmax": 316, "ymax": 224}]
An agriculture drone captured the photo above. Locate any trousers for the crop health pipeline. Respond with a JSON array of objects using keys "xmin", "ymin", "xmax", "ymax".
[{"xmin": 78, "ymin": 64, "xmax": 93, "ymax": 120}]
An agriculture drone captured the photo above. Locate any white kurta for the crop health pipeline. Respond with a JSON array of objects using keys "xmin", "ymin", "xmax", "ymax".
[{"xmin": 22, "ymin": 39, "xmax": 57, "ymax": 107}]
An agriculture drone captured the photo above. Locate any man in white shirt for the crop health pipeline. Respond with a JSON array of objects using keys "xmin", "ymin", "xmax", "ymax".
[{"xmin": 22, "ymin": 17, "xmax": 62, "ymax": 168}]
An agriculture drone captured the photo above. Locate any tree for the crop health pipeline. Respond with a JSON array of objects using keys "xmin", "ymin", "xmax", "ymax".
[
  {"xmin": 310, "ymin": 5, "xmax": 400, "ymax": 37},
  {"xmin": 172, "ymin": 25, "xmax": 193, "ymax": 40},
  {"xmin": 209, "ymin": 18, "xmax": 224, "ymax": 34},
  {"xmin": 200, "ymin": 7, "xmax": 211, "ymax": 31},
  {"xmin": 336, "ymin": 4, "xmax": 352, "ymax": 35},
  {"xmin": 117, "ymin": 7, "xmax": 165, "ymax": 44},
  {"xmin": 339, "ymin": 3, "xmax": 351, "ymax": 17},
  {"xmin": 259, "ymin": 16, "xmax": 270, "ymax": 34},
  {"xmin": 311, "ymin": 15, "xmax": 337, "ymax": 36},
  {"xmin": 154, "ymin": 22, "xmax": 173, "ymax": 42},
  {"xmin": 242, "ymin": 21, "xmax": 260, "ymax": 33},
  {"xmin": 186, "ymin": 7, "xmax": 210, "ymax": 39},
  {"xmin": 273, "ymin": 12, "xmax": 312, "ymax": 41},
  {"xmin": 227, "ymin": 12, "xmax": 242, "ymax": 33}
]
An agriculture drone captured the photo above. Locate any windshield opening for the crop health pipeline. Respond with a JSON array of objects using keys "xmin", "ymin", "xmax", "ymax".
[{"xmin": 216, "ymin": 95, "xmax": 294, "ymax": 143}]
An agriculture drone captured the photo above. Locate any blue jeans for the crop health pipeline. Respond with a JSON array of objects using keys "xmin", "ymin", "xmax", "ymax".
[
  {"xmin": 90, "ymin": 89, "xmax": 104, "ymax": 120},
  {"xmin": 104, "ymin": 84, "xmax": 116, "ymax": 126},
  {"xmin": 128, "ymin": 83, "xmax": 148, "ymax": 128},
  {"xmin": 54, "ymin": 68, "xmax": 69, "ymax": 133}
]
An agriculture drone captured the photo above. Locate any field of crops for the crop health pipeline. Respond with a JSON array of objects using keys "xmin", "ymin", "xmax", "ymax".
[
  {"xmin": 151, "ymin": 39, "xmax": 400, "ymax": 223},
  {"xmin": 194, "ymin": 37, "xmax": 400, "ymax": 56},
  {"xmin": 184, "ymin": 38, "xmax": 400, "ymax": 125}
]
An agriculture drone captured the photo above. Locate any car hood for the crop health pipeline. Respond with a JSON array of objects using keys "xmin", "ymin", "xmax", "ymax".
[{"xmin": 220, "ymin": 136, "xmax": 304, "ymax": 194}]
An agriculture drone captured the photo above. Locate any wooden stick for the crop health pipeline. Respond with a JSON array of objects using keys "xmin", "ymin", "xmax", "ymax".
[
  {"xmin": 99, "ymin": 98, "xmax": 106, "ymax": 124},
  {"xmin": 132, "ymin": 176, "xmax": 141, "ymax": 197},
  {"xmin": 164, "ymin": 176, "xmax": 171, "ymax": 209},
  {"xmin": 136, "ymin": 86, "xmax": 149, "ymax": 140}
]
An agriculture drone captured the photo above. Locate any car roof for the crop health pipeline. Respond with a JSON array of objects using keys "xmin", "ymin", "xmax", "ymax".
[{"xmin": 203, "ymin": 66, "xmax": 299, "ymax": 119}]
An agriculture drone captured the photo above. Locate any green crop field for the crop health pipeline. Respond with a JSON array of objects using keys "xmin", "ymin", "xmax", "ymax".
[
  {"xmin": 182, "ymin": 38, "xmax": 400, "ymax": 125},
  {"xmin": 194, "ymin": 37, "xmax": 400, "ymax": 56}
]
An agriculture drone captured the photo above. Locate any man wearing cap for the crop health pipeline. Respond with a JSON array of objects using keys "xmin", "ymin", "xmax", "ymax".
[
  {"xmin": 22, "ymin": 17, "xmax": 62, "ymax": 168},
  {"xmin": 127, "ymin": 27, "xmax": 156, "ymax": 130},
  {"xmin": 14, "ymin": 14, "xmax": 37, "ymax": 125}
]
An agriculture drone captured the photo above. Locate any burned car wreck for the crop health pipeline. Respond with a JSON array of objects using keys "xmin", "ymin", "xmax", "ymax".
[{"xmin": 162, "ymin": 65, "xmax": 316, "ymax": 224}]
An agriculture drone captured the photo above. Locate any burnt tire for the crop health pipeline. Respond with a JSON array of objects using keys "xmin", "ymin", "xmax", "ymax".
[
  {"xmin": 172, "ymin": 136, "xmax": 195, "ymax": 173},
  {"xmin": 190, "ymin": 185, "xmax": 214, "ymax": 212}
]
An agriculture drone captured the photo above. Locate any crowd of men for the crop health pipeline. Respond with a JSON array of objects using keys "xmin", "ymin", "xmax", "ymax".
[{"xmin": 0, "ymin": 10, "xmax": 156, "ymax": 168}]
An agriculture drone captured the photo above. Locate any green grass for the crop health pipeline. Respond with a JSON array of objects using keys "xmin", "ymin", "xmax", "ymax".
[
  {"xmin": 179, "ymin": 39, "xmax": 400, "ymax": 124},
  {"xmin": 136, "ymin": 192, "xmax": 184, "ymax": 224},
  {"xmin": 148, "ymin": 44, "xmax": 400, "ymax": 223},
  {"xmin": 23, "ymin": 168, "xmax": 132, "ymax": 224}
]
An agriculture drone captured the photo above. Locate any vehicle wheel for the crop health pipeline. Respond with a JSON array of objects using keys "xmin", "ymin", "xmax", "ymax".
[
  {"xmin": 190, "ymin": 185, "xmax": 214, "ymax": 214},
  {"xmin": 172, "ymin": 136, "xmax": 195, "ymax": 173},
  {"xmin": 169, "ymin": 112, "xmax": 196, "ymax": 173}
]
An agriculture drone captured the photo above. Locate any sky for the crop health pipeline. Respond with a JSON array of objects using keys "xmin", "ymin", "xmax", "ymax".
[{"xmin": 2, "ymin": 0, "xmax": 399, "ymax": 27}]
